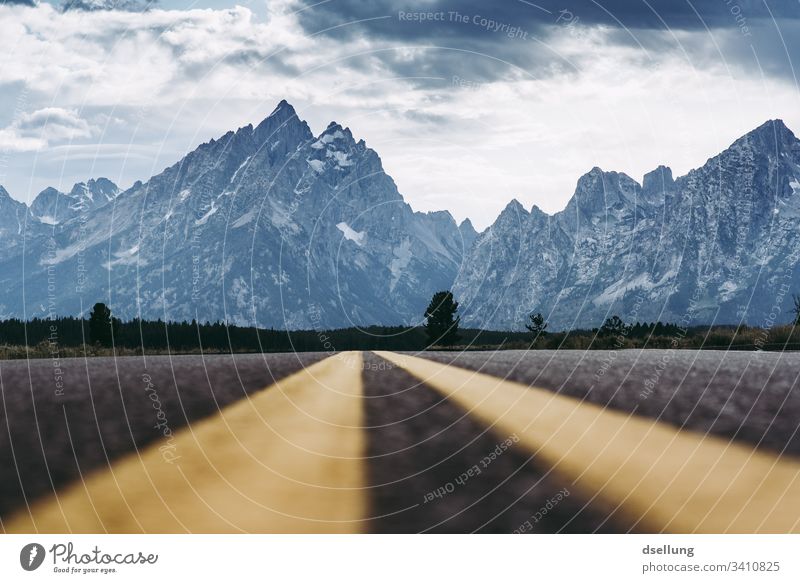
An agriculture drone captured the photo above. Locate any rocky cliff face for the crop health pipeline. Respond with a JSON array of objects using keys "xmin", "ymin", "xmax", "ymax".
[
  {"xmin": 2, "ymin": 111, "xmax": 798, "ymax": 331},
  {"xmin": 30, "ymin": 178, "xmax": 120, "ymax": 225},
  {"xmin": 0, "ymin": 101, "xmax": 470, "ymax": 328},
  {"xmin": 454, "ymin": 120, "xmax": 800, "ymax": 329}
]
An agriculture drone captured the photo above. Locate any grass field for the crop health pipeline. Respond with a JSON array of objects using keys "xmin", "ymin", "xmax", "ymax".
[{"xmin": 3, "ymin": 323, "xmax": 800, "ymax": 359}]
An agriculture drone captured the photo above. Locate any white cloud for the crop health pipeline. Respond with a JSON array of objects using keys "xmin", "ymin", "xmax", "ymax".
[
  {"xmin": 0, "ymin": 4, "xmax": 798, "ymax": 228},
  {"xmin": 0, "ymin": 107, "xmax": 96, "ymax": 151},
  {"xmin": 0, "ymin": 4, "xmax": 312, "ymax": 107},
  {"xmin": 61, "ymin": 0, "xmax": 155, "ymax": 12}
]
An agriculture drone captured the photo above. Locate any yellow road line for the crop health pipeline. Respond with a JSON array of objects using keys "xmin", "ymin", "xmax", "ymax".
[
  {"xmin": 376, "ymin": 351, "xmax": 800, "ymax": 533},
  {"xmin": 6, "ymin": 352, "xmax": 367, "ymax": 533}
]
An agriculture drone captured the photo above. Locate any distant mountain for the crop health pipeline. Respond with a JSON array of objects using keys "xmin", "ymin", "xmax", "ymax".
[
  {"xmin": 0, "ymin": 110, "xmax": 798, "ymax": 330},
  {"xmin": 0, "ymin": 185, "xmax": 31, "ymax": 254},
  {"xmin": 0, "ymin": 101, "xmax": 471, "ymax": 328},
  {"xmin": 30, "ymin": 178, "xmax": 120, "ymax": 225},
  {"xmin": 453, "ymin": 119, "xmax": 800, "ymax": 329}
]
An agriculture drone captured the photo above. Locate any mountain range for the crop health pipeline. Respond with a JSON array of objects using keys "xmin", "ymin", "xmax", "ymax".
[
  {"xmin": 455, "ymin": 119, "xmax": 800, "ymax": 329},
  {"xmin": 0, "ymin": 102, "xmax": 798, "ymax": 331}
]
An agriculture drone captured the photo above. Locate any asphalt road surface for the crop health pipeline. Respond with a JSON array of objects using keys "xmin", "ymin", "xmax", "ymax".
[
  {"xmin": 362, "ymin": 352, "xmax": 614, "ymax": 533},
  {"xmin": 419, "ymin": 349, "xmax": 800, "ymax": 455},
  {"xmin": 1, "ymin": 349, "xmax": 799, "ymax": 533},
  {"xmin": 0, "ymin": 353, "xmax": 326, "ymax": 519}
]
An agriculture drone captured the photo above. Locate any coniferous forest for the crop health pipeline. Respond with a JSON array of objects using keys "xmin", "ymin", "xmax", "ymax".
[{"xmin": 0, "ymin": 309, "xmax": 798, "ymax": 359}]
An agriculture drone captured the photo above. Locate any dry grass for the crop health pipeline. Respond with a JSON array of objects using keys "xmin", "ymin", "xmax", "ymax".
[
  {"xmin": 4, "ymin": 324, "xmax": 800, "ymax": 359},
  {"xmin": 0, "ymin": 342, "xmax": 232, "ymax": 360},
  {"xmin": 482, "ymin": 325, "xmax": 800, "ymax": 352}
]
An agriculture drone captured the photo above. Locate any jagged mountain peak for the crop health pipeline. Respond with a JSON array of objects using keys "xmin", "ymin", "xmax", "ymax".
[
  {"xmin": 0, "ymin": 185, "xmax": 29, "ymax": 238},
  {"xmin": 419, "ymin": 210, "xmax": 460, "ymax": 232},
  {"xmin": 458, "ymin": 218, "xmax": 479, "ymax": 249},
  {"xmin": 68, "ymin": 182, "xmax": 88, "ymax": 198},
  {"xmin": 495, "ymin": 198, "xmax": 529, "ymax": 224},
  {"xmin": 31, "ymin": 185, "xmax": 62, "ymax": 203},
  {"xmin": 459, "ymin": 217, "xmax": 476, "ymax": 232},
  {"xmin": 70, "ymin": 177, "xmax": 119, "ymax": 201},
  {"xmin": 315, "ymin": 121, "xmax": 356, "ymax": 148},
  {"xmin": 234, "ymin": 123, "xmax": 254, "ymax": 136},
  {"xmin": 572, "ymin": 167, "xmax": 641, "ymax": 198},
  {"xmin": 253, "ymin": 100, "xmax": 312, "ymax": 147},
  {"xmin": 505, "ymin": 198, "xmax": 526, "ymax": 211},
  {"xmin": 90, "ymin": 177, "xmax": 119, "ymax": 190},
  {"xmin": 565, "ymin": 167, "xmax": 642, "ymax": 216},
  {"xmin": 748, "ymin": 118, "xmax": 794, "ymax": 140},
  {"xmin": 9, "ymin": 100, "xmax": 466, "ymax": 328},
  {"xmin": 271, "ymin": 98, "xmax": 295, "ymax": 115},
  {"xmin": 579, "ymin": 166, "xmax": 637, "ymax": 184},
  {"xmin": 30, "ymin": 187, "xmax": 66, "ymax": 224},
  {"xmin": 6, "ymin": 111, "xmax": 800, "ymax": 332},
  {"xmin": 29, "ymin": 177, "xmax": 120, "ymax": 224},
  {"xmin": 530, "ymin": 204, "xmax": 549, "ymax": 218},
  {"xmin": 260, "ymin": 99, "xmax": 300, "ymax": 128},
  {"xmin": 455, "ymin": 118, "xmax": 800, "ymax": 330},
  {"xmin": 642, "ymin": 165, "xmax": 675, "ymax": 200},
  {"xmin": 724, "ymin": 118, "xmax": 798, "ymax": 157},
  {"xmin": 320, "ymin": 121, "xmax": 354, "ymax": 140},
  {"xmin": 643, "ymin": 165, "xmax": 673, "ymax": 186}
]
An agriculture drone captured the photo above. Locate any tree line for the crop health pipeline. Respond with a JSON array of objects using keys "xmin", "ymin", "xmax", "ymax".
[
  {"xmin": 422, "ymin": 291, "xmax": 800, "ymax": 350},
  {"xmin": 421, "ymin": 292, "xmax": 688, "ymax": 348},
  {"xmin": 2, "ymin": 293, "xmax": 799, "ymax": 356},
  {"xmin": 0, "ymin": 302, "xmax": 529, "ymax": 354}
]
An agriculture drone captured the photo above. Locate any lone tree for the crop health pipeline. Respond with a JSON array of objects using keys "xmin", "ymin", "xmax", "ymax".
[
  {"xmin": 599, "ymin": 315, "xmax": 626, "ymax": 337},
  {"xmin": 424, "ymin": 291, "xmax": 460, "ymax": 347},
  {"xmin": 88, "ymin": 302, "xmax": 117, "ymax": 347},
  {"xmin": 525, "ymin": 312, "xmax": 548, "ymax": 342}
]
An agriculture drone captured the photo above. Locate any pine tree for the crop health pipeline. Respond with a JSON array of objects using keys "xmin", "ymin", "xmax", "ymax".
[
  {"xmin": 424, "ymin": 291, "xmax": 460, "ymax": 347},
  {"xmin": 88, "ymin": 302, "xmax": 115, "ymax": 347},
  {"xmin": 599, "ymin": 315, "xmax": 625, "ymax": 337},
  {"xmin": 525, "ymin": 312, "xmax": 548, "ymax": 343}
]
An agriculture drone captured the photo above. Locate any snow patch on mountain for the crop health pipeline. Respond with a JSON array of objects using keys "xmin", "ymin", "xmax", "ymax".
[
  {"xmin": 456, "ymin": 118, "xmax": 800, "ymax": 329},
  {"xmin": 593, "ymin": 272, "xmax": 654, "ymax": 305},
  {"xmin": 7, "ymin": 104, "xmax": 795, "ymax": 331},
  {"xmin": 328, "ymin": 150, "xmax": 352, "ymax": 167},
  {"xmin": 232, "ymin": 209, "xmax": 257, "ymax": 229},
  {"xmin": 337, "ymin": 222, "xmax": 366, "ymax": 246},
  {"xmin": 231, "ymin": 156, "xmax": 252, "ymax": 182},
  {"xmin": 195, "ymin": 204, "xmax": 218, "ymax": 225},
  {"xmin": 104, "ymin": 244, "xmax": 142, "ymax": 269}
]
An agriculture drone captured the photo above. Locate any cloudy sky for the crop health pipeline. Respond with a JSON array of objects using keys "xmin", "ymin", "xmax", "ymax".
[{"xmin": 1, "ymin": 0, "xmax": 799, "ymax": 228}]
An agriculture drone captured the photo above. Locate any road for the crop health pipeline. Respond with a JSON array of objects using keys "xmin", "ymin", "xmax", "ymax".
[{"xmin": 1, "ymin": 349, "xmax": 799, "ymax": 533}]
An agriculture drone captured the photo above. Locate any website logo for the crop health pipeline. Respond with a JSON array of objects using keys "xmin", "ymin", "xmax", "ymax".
[{"xmin": 20, "ymin": 543, "xmax": 46, "ymax": 571}]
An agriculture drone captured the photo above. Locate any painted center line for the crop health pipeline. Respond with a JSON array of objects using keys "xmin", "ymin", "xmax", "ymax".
[
  {"xmin": 6, "ymin": 352, "xmax": 367, "ymax": 534},
  {"xmin": 376, "ymin": 351, "xmax": 800, "ymax": 533}
]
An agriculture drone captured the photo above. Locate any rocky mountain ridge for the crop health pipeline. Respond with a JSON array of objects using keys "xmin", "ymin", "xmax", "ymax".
[
  {"xmin": 453, "ymin": 119, "xmax": 800, "ymax": 329},
  {"xmin": 1, "ymin": 108, "xmax": 797, "ymax": 331},
  {"xmin": 0, "ymin": 101, "xmax": 475, "ymax": 328}
]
